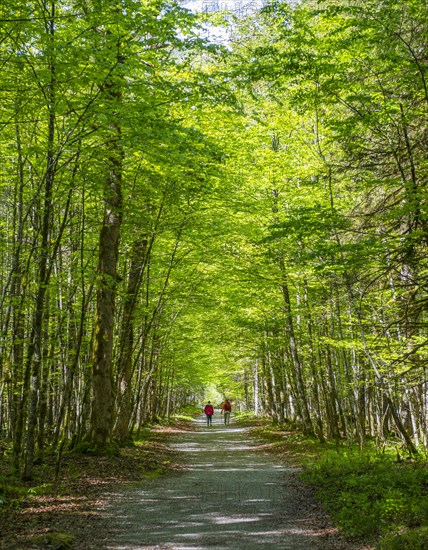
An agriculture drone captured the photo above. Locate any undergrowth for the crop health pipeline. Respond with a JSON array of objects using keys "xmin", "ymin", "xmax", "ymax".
[
  {"xmin": 233, "ymin": 411, "xmax": 271, "ymax": 426},
  {"xmin": 175, "ymin": 404, "xmax": 202, "ymax": 417},
  {"xmin": 252, "ymin": 425, "xmax": 428, "ymax": 549},
  {"xmin": 0, "ymin": 428, "xmax": 174, "ymax": 515}
]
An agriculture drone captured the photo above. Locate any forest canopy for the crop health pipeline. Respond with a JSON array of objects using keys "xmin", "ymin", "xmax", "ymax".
[{"xmin": 0, "ymin": 0, "xmax": 427, "ymax": 479}]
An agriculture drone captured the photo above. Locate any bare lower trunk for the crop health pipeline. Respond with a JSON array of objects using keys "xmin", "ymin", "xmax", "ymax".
[{"xmin": 89, "ymin": 161, "xmax": 123, "ymax": 450}]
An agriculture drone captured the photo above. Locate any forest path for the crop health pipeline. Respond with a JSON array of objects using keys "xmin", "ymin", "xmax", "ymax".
[{"xmin": 96, "ymin": 416, "xmax": 364, "ymax": 549}]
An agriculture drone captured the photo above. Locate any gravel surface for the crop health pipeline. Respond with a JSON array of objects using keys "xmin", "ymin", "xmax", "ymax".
[{"xmin": 94, "ymin": 416, "xmax": 369, "ymax": 549}]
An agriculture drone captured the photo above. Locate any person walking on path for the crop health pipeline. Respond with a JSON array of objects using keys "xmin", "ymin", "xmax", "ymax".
[
  {"xmin": 221, "ymin": 399, "xmax": 232, "ymax": 425},
  {"xmin": 204, "ymin": 401, "xmax": 214, "ymax": 426}
]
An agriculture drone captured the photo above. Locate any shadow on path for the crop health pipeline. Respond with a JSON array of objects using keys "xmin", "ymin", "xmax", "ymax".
[{"xmin": 97, "ymin": 416, "xmax": 365, "ymax": 549}]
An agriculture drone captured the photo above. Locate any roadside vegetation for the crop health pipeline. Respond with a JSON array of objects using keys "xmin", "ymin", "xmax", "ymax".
[{"xmin": 252, "ymin": 425, "xmax": 428, "ymax": 549}]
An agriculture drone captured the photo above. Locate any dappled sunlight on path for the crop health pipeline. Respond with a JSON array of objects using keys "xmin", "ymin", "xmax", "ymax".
[{"xmin": 97, "ymin": 416, "xmax": 363, "ymax": 549}]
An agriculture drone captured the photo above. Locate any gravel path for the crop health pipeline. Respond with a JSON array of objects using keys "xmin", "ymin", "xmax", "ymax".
[{"xmin": 96, "ymin": 416, "xmax": 366, "ymax": 549}]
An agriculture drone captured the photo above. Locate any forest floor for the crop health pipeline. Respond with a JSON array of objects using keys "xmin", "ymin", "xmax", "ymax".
[{"xmin": 1, "ymin": 417, "xmax": 370, "ymax": 549}]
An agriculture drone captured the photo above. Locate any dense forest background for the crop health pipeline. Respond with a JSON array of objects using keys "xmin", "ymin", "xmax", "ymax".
[{"xmin": 0, "ymin": 0, "xmax": 427, "ymax": 479}]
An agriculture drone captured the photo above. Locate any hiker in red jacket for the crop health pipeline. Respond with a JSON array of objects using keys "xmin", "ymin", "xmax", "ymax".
[
  {"xmin": 204, "ymin": 401, "xmax": 214, "ymax": 426},
  {"xmin": 221, "ymin": 399, "xmax": 232, "ymax": 425}
]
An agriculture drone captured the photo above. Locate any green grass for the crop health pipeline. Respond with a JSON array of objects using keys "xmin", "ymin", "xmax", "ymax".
[
  {"xmin": 251, "ymin": 424, "xmax": 428, "ymax": 548},
  {"xmin": 175, "ymin": 404, "xmax": 202, "ymax": 417},
  {"xmin": 233, "ymin": 411, "xmax": 271, "ymax": 426},
  {"xmin": 28, "ymin": 531, "xmax": 75, "ymax": 548},
  {"xmin": 170, "ymin": 413, "xmax": 196, "ymax": 421}
]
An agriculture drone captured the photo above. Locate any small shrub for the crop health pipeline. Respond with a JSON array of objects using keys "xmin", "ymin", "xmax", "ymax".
[
  {"xmin": 0, "ymin": 480, "xmax": 27, "ymax": 508},
  {"xmin": 29, "ymin": 531, "xmax": 75, "ymax": 549},
  {"xmin": 72, "ymin": 440, "xmax": 119, "ymax": 456},
  {"xmin": 378, "ymin": 526, "xmax": 428, "ymax": 549}
]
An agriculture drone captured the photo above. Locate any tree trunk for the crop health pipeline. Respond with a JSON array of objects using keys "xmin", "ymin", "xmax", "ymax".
[
  {"xmin": 89, "ymin": 133, "xmax": 123, "ymax": 450},
  {"xmin": 114, "ymin": 237, "xmax": 148, "ymax": 444},
  {"xmin": 280, "ymin": 270, "xmax": 314, "ymax": 435},
  {"xmin": 22, "ymin": 10, "xmax": 57, "ymax": 477}
]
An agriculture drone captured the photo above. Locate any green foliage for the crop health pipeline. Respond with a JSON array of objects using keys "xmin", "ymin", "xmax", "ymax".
[
  {"xmin": 302, "ymin": 448, "xmax": 428, "ymax": 544},
  {"xmin": 171, "ymin": 414, "xmax": 195, "ymax": 421},
  {"xmin": 252, "ymin": 426, "xmax": 428, "ymax": 545},
  {"xmin": 251, "ymin": 424, "xmax": 301, "ymax": 442},
  {"xmin": 174, "ymin": 404, "xmax": 202, "ymax": 418},
  {"xmin": 233, "ymin": 411, "xmax": 271, "ymax": 426},
  {"xmin": 0, "ymin": 479, "xmax": 27, "ymax": 508},
  {"xmin": 72, "ymin": 441, "xmax": 119, "ymax": 457},
  {"xmin": 379, "ymin": 527, "xmax": 428, "ymax": 550},
  {"xmin": 0, "ymin": 476, "xmax": 52, "ymax": 509},
  {"xmin": 26, "ymin": 483, "xmax": 53, "ymax": 496},
  {"xmin": 27, "ymin": 531, "xmax": 75, "ymax": 549},
  {"xmin": 142, "ymin": 468, "xmax": 165, "ymax": 479}
]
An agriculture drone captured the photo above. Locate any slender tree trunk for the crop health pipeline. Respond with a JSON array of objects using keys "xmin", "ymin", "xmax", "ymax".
[
  {"xmin": 10, "ymin": 106, "xmax": 26, "ymax": 470},
  {"xmin": 253, "ymin": 359, "xmax": 260, "ymax": 415},
  {"xmin": 303, "ymin": 282, "xmax": 325, "ymax": 442},
  {"xmin": 280, "ymin": 269, "xmax": 314, "ymax": 435},
  {"xmin": 22, "ymin": 9, "xmax": 57, "ymax": 477},
  {"xmin": 114, "ymin": 237, "xmax": 148, "ymax": 443},
  {"xmin": 262, "ymin": 349, "xmax": 277, "ymax": 422}
]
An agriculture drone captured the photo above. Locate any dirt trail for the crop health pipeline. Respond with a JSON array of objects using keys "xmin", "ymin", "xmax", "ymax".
[{"xmin": 94, "ymin": 416, "xmax": 365, "ymax": 549}]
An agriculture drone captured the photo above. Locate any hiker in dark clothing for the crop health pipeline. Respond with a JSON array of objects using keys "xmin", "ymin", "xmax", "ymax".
[{"xmin": 221, "ymin": 399, "xmax": 232, "ymax": 425}]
